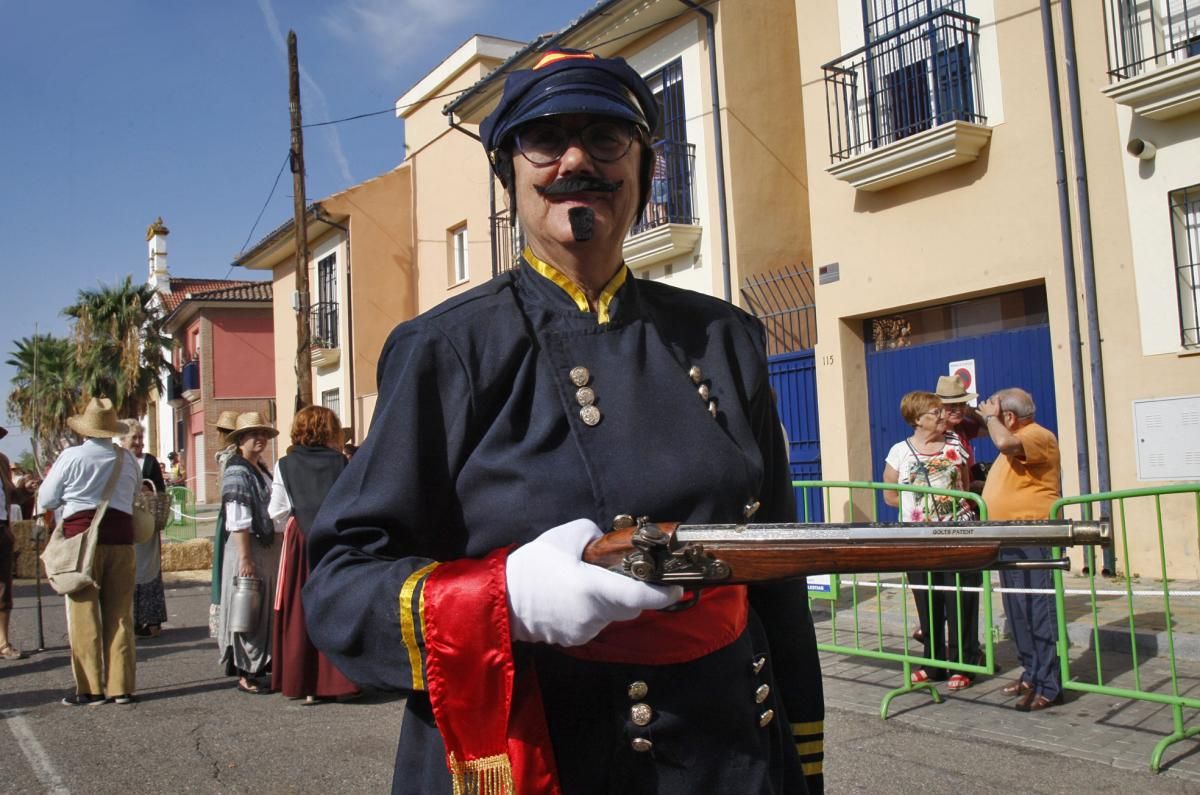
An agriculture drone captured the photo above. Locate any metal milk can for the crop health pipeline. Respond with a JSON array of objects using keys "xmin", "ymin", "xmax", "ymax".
[{"xmin": 228, "ymin": 576, "xmax": 263, "ymax": 633}]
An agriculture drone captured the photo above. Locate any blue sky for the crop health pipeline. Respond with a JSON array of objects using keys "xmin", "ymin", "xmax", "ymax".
[{"xmin": 0, "ymin": 0, "xmax": 595, "ymax": 461}]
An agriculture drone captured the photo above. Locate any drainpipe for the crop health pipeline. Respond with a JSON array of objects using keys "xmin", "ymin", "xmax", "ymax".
[
  {"xmin": 313, "ymin": 206, "xmax": 356, "ymax": 442},
  {"xmin": 448, "ymin": 117, "xmax": 503, "ymax": 276},
  {"xmin": 1059, "ymin": 0, "xmax": 1115, "ymax": 571},
  {"xmin": 1038, "ymin": 2, "xmax": 1091, "ymax": 508},
  {"xmin": 679, "ymin": 0, "xmax": 733, "ymax": 303}
]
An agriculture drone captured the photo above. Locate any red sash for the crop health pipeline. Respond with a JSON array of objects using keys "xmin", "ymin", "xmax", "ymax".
[{"xmin": 422, "ymin": 548, "xmax": 747, "ymax": 794}]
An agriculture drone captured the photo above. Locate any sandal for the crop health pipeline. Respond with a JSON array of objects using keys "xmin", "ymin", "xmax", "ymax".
[
  {"xmin": 237, "ymin": 679, "xmax": 272, "ymax": 695},
  {"xmin": 0, "ymin": 643, "xmax": 25, "ymax": 660},
  {"xmin": 910, "ymin": 669, "xmax": 931, "ymax": 684},
  {"xmin": 947, "ymin": 674, "xmax": 972, "ymax": 691}
]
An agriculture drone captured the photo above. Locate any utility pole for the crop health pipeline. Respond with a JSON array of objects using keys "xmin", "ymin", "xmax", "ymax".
[{"xmin": 289, "ymin": 29, "xmax": 313, "ymax": 409}]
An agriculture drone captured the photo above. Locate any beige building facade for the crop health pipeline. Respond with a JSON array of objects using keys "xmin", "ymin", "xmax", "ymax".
[
  {"xmin": 235, "ymin": 166, "xmax": 414, "ymax": 444},
  {"xmin": 797, "ymin": 0, "xmax": 1200, "ymax": 576}
]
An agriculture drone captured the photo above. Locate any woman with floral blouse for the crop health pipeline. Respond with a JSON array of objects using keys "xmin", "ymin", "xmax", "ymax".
[{"xmin": 882, "ymin": 390, "xmax": 976, "ymax": 689}]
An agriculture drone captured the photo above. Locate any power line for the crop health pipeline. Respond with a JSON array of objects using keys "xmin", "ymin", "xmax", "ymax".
[
  {"xmin": 227, "ymin": 150, "xmax": 292, "ymax": 279},
  {"xmin": 299, "ymin": 0, "xmax": 723, "ymax": 132}
]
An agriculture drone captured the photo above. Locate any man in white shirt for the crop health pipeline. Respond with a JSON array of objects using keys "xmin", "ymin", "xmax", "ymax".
[{"xmin": 38, "ymin": 398, "xmax": 141, "ymax": 705}]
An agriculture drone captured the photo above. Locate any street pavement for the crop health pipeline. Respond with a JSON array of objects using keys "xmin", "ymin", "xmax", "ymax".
[{"xmin": 5, "ymin": 567, "xmax": 1200, "ymax": 793}]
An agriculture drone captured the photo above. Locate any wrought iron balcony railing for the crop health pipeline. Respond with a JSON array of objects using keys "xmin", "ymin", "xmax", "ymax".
[
  {"xmin": 1106, "ymin": 0, "xmax": 1200, "ymax": 80},
  {"xmin": 311, "ymin": 301, "xmax": 339, "ymax": 348},
  {"xmin": 491, "ymin": 209, "xmax": 524, "ymax": 277},
  {"xmin": 822, "ymin": 7, "xmax": 985, "ymax": 162},
  {"xmin": 630, "ymin": 138, "xmax": 697, "ymax": 236}
]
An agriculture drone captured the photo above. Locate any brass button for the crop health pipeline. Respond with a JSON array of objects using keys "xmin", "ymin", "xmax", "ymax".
[
  {"xmin": 630, "ymin": 703, "xmax": 653, "ymax": 726},
  {"xmin": 569, "ymin": 366, "xmax": 591, "ymax": 387},
  {"xmin": 575, "ymin": 386, "xmax": 596, "ymax": 406},
  {"xmin": 698, "ymin": 383, "xmax": 710, "ymax": 400},
  {"xmin": 627, "ymin": 680, "xmax": 648, "ymax": 700},
  {"xmin": 752, "ymin": 655, "xmax": 766, "ymax": 674},
  {"xmin": 744, "ymin": 500, "xmax": 761, "ymax": 519},
  {"xmin": 631, "ymin": 737, "xmax": 653, "ymax": 753},
  {"xmin": 758, "ymin": 709, "xmax": 775, "ymax": 728},
  {"xmin": 755, "ymin": 684, "xmax": 771, "ymax": 704},
  {"xmin": 580, "ymin": 405, "xmax": 602, "ymax": 426},
  {"xmin": 688, "ymin": 365, "xmax": 702, "ymax": 384},
  {"xmin": 708, "ymin": 400, "xmax": 718, "ymax": 418}
]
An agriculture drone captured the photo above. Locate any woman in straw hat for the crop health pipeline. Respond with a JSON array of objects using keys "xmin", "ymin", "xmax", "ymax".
[
  {"xmin": 208, "ymin": 409, "xmax": 242, "ymax": 639},
  {"xmin": 118, "ymin": 419, "xmax": 168, "ymax": 638},
  {"xmin": 38, "ymin": 397, "xmax": 142, "ymax": 705},
  {"xmin": 214, "ymin": 411, "xmax": 281, "ymax": 694}
]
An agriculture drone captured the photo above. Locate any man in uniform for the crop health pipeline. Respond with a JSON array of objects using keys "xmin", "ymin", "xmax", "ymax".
[
  {"xmin": 979, "ymin": 387, "xmax": 1063, "ymax": 711},
  {"xmin": 304, "ymin": 49, "xmax": 824, "ymax": 794}
]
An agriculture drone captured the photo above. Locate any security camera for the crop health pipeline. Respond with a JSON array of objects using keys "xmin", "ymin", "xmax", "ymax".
[{"xmin": 1126, "ymin": 138, "xmax": 1156, "ymax": 160}]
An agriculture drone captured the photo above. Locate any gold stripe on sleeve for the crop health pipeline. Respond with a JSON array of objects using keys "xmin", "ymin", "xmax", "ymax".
[{"xmin": 399, "ymin": 562, "xmax": 441, "ymax": 691}]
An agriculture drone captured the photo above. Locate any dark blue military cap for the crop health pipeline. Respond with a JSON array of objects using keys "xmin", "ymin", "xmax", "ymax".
[{"xmin": 480, "ymin": 49, "xmax": 660, "ymax": 155}]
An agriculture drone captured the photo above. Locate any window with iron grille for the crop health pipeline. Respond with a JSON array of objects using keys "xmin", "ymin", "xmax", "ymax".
[
  {"xmin": 1170, "ymin": 184, "xmax": 1200, "ymax": 348},
  {"xmin": 321, "ymin": 388, "xmax": 341, "ymax": 419},
  {"xmin": 313, "ymin": 253, "xmax": 339, "ymax": 348}
]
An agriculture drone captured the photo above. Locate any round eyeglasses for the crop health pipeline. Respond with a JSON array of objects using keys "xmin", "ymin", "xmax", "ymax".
[{"xmin": 513, "ymin": 120, "xmax": 639, "ymax": 165}]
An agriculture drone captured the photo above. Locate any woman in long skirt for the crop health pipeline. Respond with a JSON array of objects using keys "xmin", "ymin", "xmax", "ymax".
[
  {"xmin": 215, "ymin": 412, "xmax": 280, "ymax": 694},
  {"xmin": 268, "ymin": 406, "xmax": 358, "ymax": 703},
  {"xmin": 118, "ymin": 421, "xmax": 168, "ymax": 637}
]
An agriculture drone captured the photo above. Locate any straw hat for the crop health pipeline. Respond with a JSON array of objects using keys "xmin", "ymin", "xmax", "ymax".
[
  {"xmin": 935, "ymin": 375, "xmax": 977, "ymax": 404},
  {"xmin": 226, "ymin": 411, "xmax": 279, "ymax": 445},
  {"xmin": 215, "ymin": 410, "xmax": 240, "ymax": 433},
  {"xmin": 67, "ymin": 397, "xmax": 126, "ymax": 438}
]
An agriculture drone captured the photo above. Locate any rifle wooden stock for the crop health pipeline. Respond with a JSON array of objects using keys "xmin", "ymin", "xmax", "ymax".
[{"xmin": 583, "ymin": 518, "xmax": 1111, "ymax": 585}]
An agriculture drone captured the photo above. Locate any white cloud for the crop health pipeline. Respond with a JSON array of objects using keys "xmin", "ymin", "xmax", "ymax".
[
  {"xmin": 322, "ymin": 0, "xmax": 486, "ymax": 71},
  {"xmin": 257, "ymin": 0, "xmax": 356, "ymax": 186}
]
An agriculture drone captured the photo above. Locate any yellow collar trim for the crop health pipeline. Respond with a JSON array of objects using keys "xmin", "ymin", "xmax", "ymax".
[{"xmin": 524, "ymin": 247, "xmax": 627, "ymax": 324}]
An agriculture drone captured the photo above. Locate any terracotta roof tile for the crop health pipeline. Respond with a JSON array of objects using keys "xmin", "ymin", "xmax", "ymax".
[{"xmin": 159, "ymin": 279, "xmax": 272, "ymax": 313}]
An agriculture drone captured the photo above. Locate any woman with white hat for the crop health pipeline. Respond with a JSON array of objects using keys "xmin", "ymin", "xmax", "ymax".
[
  {"xmin": 214, "ymin": 411, "xmax": 280, "ymax": 694},
  {"xmin": 38, "ymin": 397, "xmax": 142, "ymax": 705}
]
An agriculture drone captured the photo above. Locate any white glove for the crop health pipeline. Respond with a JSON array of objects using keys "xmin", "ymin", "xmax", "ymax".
[{"xmin": 506, "ymin": 518, "xmax": 684, "ymax": 647}]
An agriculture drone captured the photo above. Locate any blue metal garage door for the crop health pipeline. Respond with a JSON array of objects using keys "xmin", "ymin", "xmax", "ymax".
[
  {"xmin": 770, "ymin": 349, "xmax": 823, "ymax": 521},
  {"xmin": 866, "ymin": 325, "xmax": 1058, "ymax": 521}
]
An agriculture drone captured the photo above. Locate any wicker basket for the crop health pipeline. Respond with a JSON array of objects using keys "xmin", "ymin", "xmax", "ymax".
[{"xmin": 137, "ymin": 481, "xmax": 175, "ymax": 532}]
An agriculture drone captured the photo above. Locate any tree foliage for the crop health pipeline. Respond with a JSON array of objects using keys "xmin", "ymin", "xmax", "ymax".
[
  {"xmin": 5, "ymin": 333, "xmax": 80, "ymax": 468},
  {"xmin": 64, "ymin": 275, "xmax": 173, "ymax": 418}
]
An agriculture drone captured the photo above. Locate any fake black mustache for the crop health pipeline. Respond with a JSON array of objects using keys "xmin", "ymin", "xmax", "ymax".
[{"xmin": 535, "ymin": 176, "xmax": 624, "ymax": 196}]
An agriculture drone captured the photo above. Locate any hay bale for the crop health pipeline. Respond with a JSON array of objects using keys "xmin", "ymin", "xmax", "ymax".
[
  {"xmin": 7, "ymin": 520, "xmax": 212, "ymax": 578},
  {"xmin": 162, "ymin": 538, "xmax": 212, "ymax": 572},
  {"xmin": 11, "ymin": 520, "xmax": 43, "ymax": 579}
]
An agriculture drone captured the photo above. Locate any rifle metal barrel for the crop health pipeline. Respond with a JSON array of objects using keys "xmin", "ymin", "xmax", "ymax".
[{"xmin": 675, "ymin": 519, "xmax": 1111, "ymax": 548}]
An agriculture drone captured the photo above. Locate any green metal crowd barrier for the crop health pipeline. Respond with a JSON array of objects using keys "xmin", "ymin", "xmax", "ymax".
[
  {"xmin": 1051, "ymin": 484, "xmax": 1200, "ymax": 772},
  {"xmin": 796, "ymin": 480, "xmax": 992, "ymax": 718},
  {"xmin": 163, "ymin": 486, "xmax": 197, "ymax": 541}
]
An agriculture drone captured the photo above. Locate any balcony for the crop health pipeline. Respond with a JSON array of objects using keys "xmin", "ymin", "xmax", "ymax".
[
  {"xmin": 490, "ymin": 209, "xmax": 524, "ymax": 277},
  {"xmin": 822, "ymin": 6, "xmax": 990, "ymax": 191},
  {"xmin": 1102, "ymin": 0, "xmax": 1200, "ymax": 120},
  {"xmin": 624, "ymin": 139, "xmax": 702, "ymax": 270},
  {"xmin": 310, "ymin": 301, "xmax": 340, "ymax": 368},
  {"xmin": 166, "ymin": 372, "xmax": 186, "ymax": 409},
  {"xmin": 181, "ymin": 359, "xmax": 200, "ymax": 403}
]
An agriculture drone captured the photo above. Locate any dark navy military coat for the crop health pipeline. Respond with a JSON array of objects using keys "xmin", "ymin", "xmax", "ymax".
[{"xmin": 304, "ymin": 258, "xmax": 824, "ymax": 794}]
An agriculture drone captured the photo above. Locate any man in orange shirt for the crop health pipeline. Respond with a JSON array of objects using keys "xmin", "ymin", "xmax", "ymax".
[{"xmin": 979, "ymin": 387, "xmax": 1062, "ymax": 712}]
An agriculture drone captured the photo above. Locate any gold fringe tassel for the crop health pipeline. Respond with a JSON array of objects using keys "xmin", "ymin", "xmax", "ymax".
[{"xmin": 447, "ymin": 751, "xmax": 516, "ymax": 795}]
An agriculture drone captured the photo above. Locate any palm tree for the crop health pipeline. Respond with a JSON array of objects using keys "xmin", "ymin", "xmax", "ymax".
[
  {"xmin": 64, "ymin": 276, "xmax": 173, "ymax": 418},
  {"xmin": 5, "ymin": 333, "xmax": 81, "ymax": 469}
]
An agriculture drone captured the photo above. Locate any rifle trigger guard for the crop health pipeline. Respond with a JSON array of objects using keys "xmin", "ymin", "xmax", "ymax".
[{"xmin": 622, "ymin": 518, "xmax": 733, "ymax": 585}]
